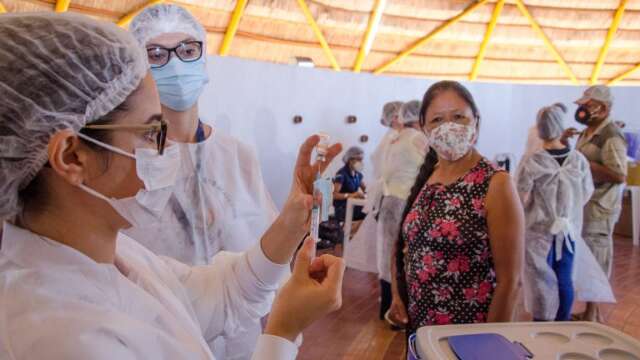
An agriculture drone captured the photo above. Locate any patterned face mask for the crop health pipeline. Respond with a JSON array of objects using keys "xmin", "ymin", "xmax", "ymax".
[{"xmin": 427, "ymin": 121, "xmax": 476, "ymax": 161}]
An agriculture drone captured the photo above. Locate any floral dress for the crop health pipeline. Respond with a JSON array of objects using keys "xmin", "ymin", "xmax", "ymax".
[{"xmin": 402, "ymin": 159, "xmax": 501, "ymax": 332}]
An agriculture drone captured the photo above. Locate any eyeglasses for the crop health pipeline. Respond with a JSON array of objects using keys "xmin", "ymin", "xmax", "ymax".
[
  {"xmin": 146, "ymin": 41, "xmax": 203, "ymax": 69},
  {"xmin": 83, "ymin": 115, "xmax": 168, "ymax": 155}
]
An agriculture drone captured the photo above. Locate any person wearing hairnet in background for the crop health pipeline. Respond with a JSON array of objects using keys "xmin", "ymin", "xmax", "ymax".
[
  {"xmin": 126, "ymin": 5, "xmax": 278, "ymax": 357},
  {"xmin": 345, "ymin": 102, "xmax": 403, "ymax": 274},
  {"xmin": 332, "ymin": 146, "xmax": 367, "ymax": 224},
  {"xmin": 376, "ymin": 100, "xmax": 428, "ymax": 328},
  {"xmin": 363, "ymin": 101, "xmax": 403, "ymax": 216},
  {"xmin": 0, "ymin": 13, "xmax": 345, "ymax": 360},
  {"xmin": 516, "ymin": 103, "xmax": 614, "ymax": 322}
]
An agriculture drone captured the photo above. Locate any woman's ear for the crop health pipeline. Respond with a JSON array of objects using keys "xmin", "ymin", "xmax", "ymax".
[{"xmin": 47, "ymin": 129, "xmax": 89, "ymax": 186}]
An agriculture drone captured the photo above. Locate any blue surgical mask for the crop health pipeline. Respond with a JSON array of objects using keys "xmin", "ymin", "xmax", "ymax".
[{"xmin": 151, "ymin": 56, "xmax": 209, "ymax": 112}]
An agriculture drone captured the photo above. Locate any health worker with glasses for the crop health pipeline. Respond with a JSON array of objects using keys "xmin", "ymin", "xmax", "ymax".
[
  {"xmin": 0, "ymin": 12, "xmax": 344, "ymax": 360},
  {"xmin": 126, "ymin": 5, "xmax": 279, "ymax": 358}
]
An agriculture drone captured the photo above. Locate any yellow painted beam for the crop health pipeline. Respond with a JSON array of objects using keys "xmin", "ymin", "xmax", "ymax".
[
  {"xmin": 55, "ymin": 0, "xmax": 71, "ymax": 12},
  {"xmin": 470, "ymin": 0, "xmax": 504, "ymax": 81},
  {"xmin": 353, "ymin": 0, "xmax": 386, "ymax": 73},
  {"xmin": 373, "ymin": 0, "xmax": 489, "ymax": 75},
  {"xmin": 117, "ymin": 0, "xmax": 165, "ymax": 28},
  {"xmin": 590, "ymin": 0, "xmax": 627, "ymax": 85},
  {"xmin": 296, "ymin": 0, "xmax": 340, "ymax": 71},
  {"xmin": 515, "ymin": 0, "xmax": 577, "ymax": 84},
  {"xmin": 608, "ymin": 62, "xmax": 640, "ymax": 85},
  {"xmin": 0, "ymin": 2, "xmax": 6, "ymax": 13},
  {"xmin": 219, "ymin": 0, "xmax": 248, "ymax": 56}
]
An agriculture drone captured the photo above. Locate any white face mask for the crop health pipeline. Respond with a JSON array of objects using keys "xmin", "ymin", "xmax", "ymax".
[
  {"xmin": 353, "ymin": 161, "xmax": 364, "ymax": 172},
  {"xmin": 427, "ymin": 122, "xmax": 476, "ymax": 161},
  {"xmin": 75, "ymin": 133, "xmax": 180, "ymax": 227}
]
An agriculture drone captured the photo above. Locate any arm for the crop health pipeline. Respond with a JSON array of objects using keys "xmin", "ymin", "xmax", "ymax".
[
  {"xmin": 333, "ymin": 181, "xmax": 348, "ymax": 201},
  {"xmin": 388, "ymin": 237, "xmax": 409, "ymax": 325},
  {"xmin": 161, "ymin": 245, "xmax": 289, "ymax": 342},
  {"xmin": 590, "ymin": 162, "xmax": 625, "ymax": 184},
  {"xmin": 485, "ymin": 172, "xmax": 525, "ymax": 323},
  {"xmin": 591, "ymin": 137, "xmax": 628, "ymax": 184}
]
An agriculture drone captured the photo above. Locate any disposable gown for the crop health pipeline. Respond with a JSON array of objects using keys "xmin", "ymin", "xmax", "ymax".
[
  {"xmin": 123, "ymin": 130, "xmax": 278, "ymax": 263},
  {"xmin": 377, "ymin": 128, "xmax": 427, "ymax": 282},
  {"xmin": 122, "ymin": 130, "xmax": 278, "ymax": 359},
  {"xmin": 516, "ymin": 150, "xmax": 615, "ymax": 320},
  {"xmin": 0, "ymin": 223, "xmax": 295, "ymax": 360},
  {"xmin": 347, "ymin": 129, "xmax": 398, "ymax": 273}
]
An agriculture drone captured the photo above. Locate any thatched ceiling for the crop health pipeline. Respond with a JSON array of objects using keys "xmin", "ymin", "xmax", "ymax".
[{"xmin": 3, "ymin": 0, "xmax": 640, "ymax": 85}]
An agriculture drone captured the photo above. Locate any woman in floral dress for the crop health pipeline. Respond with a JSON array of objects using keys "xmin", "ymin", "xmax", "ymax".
[{"xmin": 388, "ymin": 81, "xmax": 524, "ymax": 335}]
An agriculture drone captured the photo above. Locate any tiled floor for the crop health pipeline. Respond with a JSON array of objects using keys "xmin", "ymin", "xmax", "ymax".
[{"xmin": 298, "ymin": 236, "xmax": 640, "ymax": 359}]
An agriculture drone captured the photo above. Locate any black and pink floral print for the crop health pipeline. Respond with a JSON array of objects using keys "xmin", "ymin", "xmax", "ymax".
[{"xmin": 402, "ymin": 159, "xmax": 502, "ymax": 332}]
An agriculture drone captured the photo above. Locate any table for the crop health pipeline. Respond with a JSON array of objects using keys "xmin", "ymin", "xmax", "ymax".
[{"xmin": 342, "ymin": 198, "xmax": 367, "ymax": 261}]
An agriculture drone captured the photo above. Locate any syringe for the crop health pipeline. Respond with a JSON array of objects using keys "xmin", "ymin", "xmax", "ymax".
[{"xmin": 310, "ymin": 133, "xmax": 330, "ymax": 243}]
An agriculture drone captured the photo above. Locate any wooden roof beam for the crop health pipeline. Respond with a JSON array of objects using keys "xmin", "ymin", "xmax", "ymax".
[
  {"xmin": 353, "ymin": 0, "xmax": 386, "ymax": 73},
  {"xmin": 608, "ymin": 62, "xmax": 640, "ymax": 85},
  {"xmin": 373, "ymin": 0, "xmax": 489, "ymax": 75},
  {"xmin": 55, "ymin": 0, "xmax": 71, "ymax": 13},
  {"xmin": 469, "ymin": 0, "xmax": 504, "ymax": 81},
  {"xmin": 219, "ymin": 0, "xmax": 248, "ymax": 56},
  {"xmin": 590, "ymin": 0, "xmax": 627, "ymax": 85},
  {"xmin": 296, "ymin": 0, "xmax": 341, "ymax": 71},
  {"xmin": 117, "ymin": 0, "xmax": 165, "ymax": 28},
  {"xmin": 515, "ymin": 0, "xmax": 577, "ymax": 84}
]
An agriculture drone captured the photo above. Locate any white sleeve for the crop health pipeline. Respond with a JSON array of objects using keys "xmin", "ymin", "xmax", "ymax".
[
  {"xmin": 515, "ymin": 158, "xmax": 533, "ymax": 195},
  {"xmin": 251, "ymin": 335, "xmax": 299, "ymax": 360},
  {"xmin": 161, "ymin": 243, "xmax": 289, "ymax": 342}
]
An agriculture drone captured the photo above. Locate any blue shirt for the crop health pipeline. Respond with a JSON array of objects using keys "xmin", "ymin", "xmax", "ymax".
[{"xmin": 333, "ymin": 165, "xmax": 363, "ymax": 209}]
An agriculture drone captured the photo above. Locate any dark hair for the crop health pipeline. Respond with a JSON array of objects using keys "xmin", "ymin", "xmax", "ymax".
[
  {"xmin": 18, "ymin": 100, "xmax": 130, "ymax": 213},
  {"xmin": 394, "ymin": 81, "xmax": 481, "ymax": 323}
]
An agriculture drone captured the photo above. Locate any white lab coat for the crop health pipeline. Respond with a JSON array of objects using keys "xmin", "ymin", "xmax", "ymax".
[
  {"xmin": 376, "ymin": 128, "xmax": 427, "ymax": 282},
  {"xmin": 348, "ymin": 129, "xmax": 398, "ymax": 274},
  {"xmin": 522, "ymin": 125, "xmax": 544, "ymax": 162},
  {"xmin": 364, "ymin": 129, "xmax": 399, "ymax": 215},
  {"xmin": 124, "ymin": 130, "xmax": 278, "ymax": 264},
  {"xmin": 516, "ymin": 150, "xmax": 615, "ymax": 320},
  {"xmin": 123, "ymin": 130, "xmax": 278, "ymax": 359},
  {"xmin": 0, "ymin": 222, "xmax": 296, "ymax": 360}
]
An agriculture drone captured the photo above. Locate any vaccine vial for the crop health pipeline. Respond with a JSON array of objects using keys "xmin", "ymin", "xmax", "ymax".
[{"xmin": 316, "ymin": 132, "xmax": 330, "ymax": 162}]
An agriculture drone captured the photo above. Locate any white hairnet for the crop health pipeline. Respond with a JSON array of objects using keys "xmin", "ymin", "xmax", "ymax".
[
  {"xmin": 342, "ymin": 146, "xmax": 364, "ymax": 164},
  {"xmin": 129, "ymin": 4, "xmax": 207, "ymax": 47},
  {"xmin": 381, "ymin": 101, "xmax": 403, "ymax": 126},
  {"xmin": 536, "ymin": 103, "xmax": 567, "ymax": 140},
  {"xmin": 0, "ymin": 12, "xmax": 148, "ymax": 219},
  {"xmin": 399, "ymin": 100, "xmax": 421, "ymax": 125}
]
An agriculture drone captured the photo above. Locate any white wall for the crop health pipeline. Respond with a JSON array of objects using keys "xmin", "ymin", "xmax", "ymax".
[{"xmin": 200, "ymin": 56, "xmax": 640, "ymax": 209}]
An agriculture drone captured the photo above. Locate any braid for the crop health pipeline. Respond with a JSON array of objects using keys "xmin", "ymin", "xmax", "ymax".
[
  {"xmin": 393, "ymin": 80, "xmax": 480, "ymax": 327},
  {"xmin": 394, "ymin": 148, "xmax": 438, "ymax": 306}
]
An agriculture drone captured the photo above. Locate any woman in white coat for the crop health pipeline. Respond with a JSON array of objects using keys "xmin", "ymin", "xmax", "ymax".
[
  {"xmin": 516, "ymin": 103, "xmax": 614, "ymax": 321},
  {"xmin": 376, "ymin": 100, "xmax": 428, "ymax": 326},
  {"xmin": 126, "ymin": 6, "xmax": 279, "ymax": 357},
  {"xmin": 0, "ymin": 13, "xmax": 344, "ymax": 360}
]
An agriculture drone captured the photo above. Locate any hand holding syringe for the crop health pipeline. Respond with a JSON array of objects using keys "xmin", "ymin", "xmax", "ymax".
[{"xmin": 311, "ymin": 133, "xmax": 331, "ymax": 244}]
